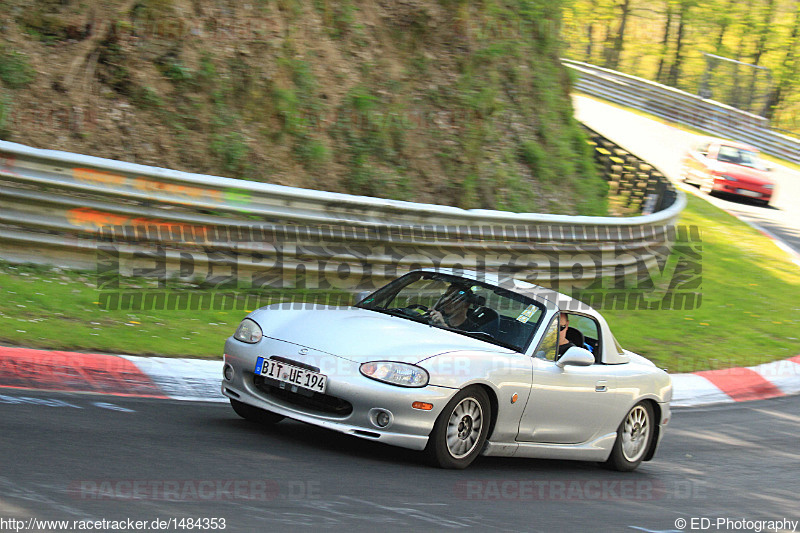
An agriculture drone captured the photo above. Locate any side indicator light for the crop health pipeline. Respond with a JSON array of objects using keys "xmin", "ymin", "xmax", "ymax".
[{"xmin": 412, "ymin": 402, "xmax": 433, "ymax": 411}]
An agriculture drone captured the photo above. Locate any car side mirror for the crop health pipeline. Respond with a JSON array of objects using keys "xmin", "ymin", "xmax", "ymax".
[
  {"xmin": 556, "ymin": 346, "xmax": 595, "ymax": 368},
  {"xmin": 354, "ymin": 291, "xmax": 372, "ymax": 305}
]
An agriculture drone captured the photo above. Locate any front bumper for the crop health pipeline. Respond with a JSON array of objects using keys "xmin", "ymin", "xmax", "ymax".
[
  {"xmin": 717, "ymin": 181, "xmax": 772, "ymax": 201},
  {"xmin": 221, "ymin": 337, "xmax": 458, "ymax": 451}
]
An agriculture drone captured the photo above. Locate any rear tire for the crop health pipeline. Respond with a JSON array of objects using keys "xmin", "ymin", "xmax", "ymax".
[
  {"xmin": 605, "ymin": 401, "xmax": 654, "ymax": 472},
  {"xmin": 425, "ymin": 386, "xmax": 491, "ymax": 469},
  {"xmin": 230, "ymin": 399, "xmax": 285, "ymax": 425}
]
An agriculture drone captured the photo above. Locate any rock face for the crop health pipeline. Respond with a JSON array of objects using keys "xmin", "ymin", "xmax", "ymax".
[{"xmin": 0, "ymin": 0, "xmax": 606, "ymax": 216}]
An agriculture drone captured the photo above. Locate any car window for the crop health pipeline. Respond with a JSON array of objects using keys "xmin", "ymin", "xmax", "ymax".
[
  {"xmin": 534, "ymin": 315, "xmax": 559, "ymax": 362},
  {"xmin": 357, "ymin": 272, "xmax": 545, "ymax": 352},
  {"xmin": 568, "ymin": 314, "xmax": 601, "ymax": 355},
  {"xmin": 717, "ymin": 145, "xmax": 742, "ymax": 164},
  {"xmin": 737, "ymin": 149, "xmax": 764, "ymax": 169}
]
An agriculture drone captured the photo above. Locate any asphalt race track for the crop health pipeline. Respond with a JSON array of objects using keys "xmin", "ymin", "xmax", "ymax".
[
  {"xmin": 1, "ymin": 389, "xmax": 799, "ymax": 532},
  {"xmin": 574, "ymin": 94, "xmax": 800, "ymax": 258}
]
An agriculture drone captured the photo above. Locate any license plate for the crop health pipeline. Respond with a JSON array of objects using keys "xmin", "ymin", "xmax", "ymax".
[
  {"xmin": 737, "ymin": 189, "xmax": 761, "ymax": 198},
  {"xmin": 254, "ymin": 357, "xmax": 327, "ymax": 394}
]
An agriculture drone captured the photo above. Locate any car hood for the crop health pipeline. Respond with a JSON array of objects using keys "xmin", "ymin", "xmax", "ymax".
[
  {"xmin": 713, "ymin": 162, "xmax": 773, "ymax": 186},
  {"xmin": 248, "ymin": 305, "xmax": 513, "ymax": 363}
]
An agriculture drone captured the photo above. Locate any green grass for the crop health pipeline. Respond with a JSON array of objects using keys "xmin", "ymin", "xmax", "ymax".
[
  {"xmin": 0, "ymin": 264, "xmax": 351, "ymax": 359},
  {"xmin": 0, "ymin": 47, "xmax": 35, "ymax": 89},
  {"xmin": 601, "ymin": 193, "xmax": 800, "ymax": 372}
]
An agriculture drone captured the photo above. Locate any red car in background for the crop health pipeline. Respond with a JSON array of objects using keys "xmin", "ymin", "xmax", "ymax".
[{"xmin": 681, "ymin": 138, "xmax": 775, "ymax": 205}]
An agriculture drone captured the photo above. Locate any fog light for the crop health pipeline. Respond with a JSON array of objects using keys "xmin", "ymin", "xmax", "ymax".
[
  {"xmin": 223, "ymin": 364, "xmax": 234, "ymax": 381},
  {"xmin": 369, "ymin": 408, "xmax": 393, "ymax": 429}
]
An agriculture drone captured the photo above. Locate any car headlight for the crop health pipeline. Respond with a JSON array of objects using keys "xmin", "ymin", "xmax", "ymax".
[
  {"xmin": 721, "ymin": 175, "xmax": 738, "ymax": 181},
  {"xmin": 360, "ymin": 361, "xmax": 429, "ymax": 388},
  {"xmin": 233, "ymin": 318, "xmax": 263, "ymax": 344}
]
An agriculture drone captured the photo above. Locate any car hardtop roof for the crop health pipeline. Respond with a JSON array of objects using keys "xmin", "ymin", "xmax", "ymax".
[
  {"xmin": 412, "ymin": 267, "xmax": 599, "ymax": 316},
  {"xmin": 703, "ymin": 137, "xmax": 759, "ymax": 152}
]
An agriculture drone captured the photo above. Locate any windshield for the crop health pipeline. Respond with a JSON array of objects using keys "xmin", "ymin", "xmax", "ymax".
[
  {"xmin": 356, "ymin": 272, "xmax": 545, "ymax": 352},
  {"xmin": 717, "ymin": 145, "xmax": 766, "ymax": 169}
]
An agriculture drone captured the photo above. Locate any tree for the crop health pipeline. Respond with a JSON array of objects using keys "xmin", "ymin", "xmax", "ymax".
[
  {"xmin": 765, "ymin": 1, "xmax": 800, "ymax": 119},
  {"xmin": 604, "ymin": 0, "xmax": 633, "ymax": 70},
  {"xmin": 744, "ymin": 0, "xmax": 777, "ymax": 111},
  {"xmin": 655, "ymin": 0, "xmax": 674, "ymax": 84},
  {"xmin": 666, "ymin": 0, "xmax": 695, "ymax": 88}
]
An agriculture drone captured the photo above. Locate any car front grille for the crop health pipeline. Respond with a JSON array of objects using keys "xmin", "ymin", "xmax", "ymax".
[{"xmin": 252, "ymin": 374, "xmax": 353, "ymax": 417}]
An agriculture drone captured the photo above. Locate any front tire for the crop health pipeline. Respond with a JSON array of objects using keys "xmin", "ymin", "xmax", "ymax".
[
  {"xmin": 606, "ymin": 401, "xmax": 654, "ymax": 472},
  {"xmin": 230, "ymin": 399, "xmax": 285, "ymax": 425},
  {"xmin": 425, "ymin": 386, "xmax": 491, "ymax": 469}
]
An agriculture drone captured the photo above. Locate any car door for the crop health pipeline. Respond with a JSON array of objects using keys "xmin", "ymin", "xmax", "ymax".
[{"xmin": 516, "ymin": 315, "xmax": 620, "ymax": 445}]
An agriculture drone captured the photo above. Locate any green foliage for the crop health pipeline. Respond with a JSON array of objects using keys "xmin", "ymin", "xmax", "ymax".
[
  {"xmin": 314, "ymin": 0, "xmax": 357, "ymax": 38},
  {"xmin": 0, "ymin": 92, "xmax": 11, "ymax": 139},
  {"xmin": 16, "ymin": 1, "xmax": 73, "ymax": 44},
  {"xmin": 0, "ymin": 47, "xmax": 36, "ymax": 89},
  {"xmin": 562, "ymin": 0, "xmax": 800, "ymax": 133},
  {"xmin": 159, "ymin": 58, "xmax": 193, "ymax": 85},
  {"xmin": 271, "ymin": 54, "xmax": 329, "ymax": 171},
  {"xmin": 331, "ymin": 84, "xmax": 415, "ymax": 195},
  {"xmin": 294, "ymin": 136, "xmax": 329, "ymax": 170},
  {"xmin": 210, "ymin": 129, "xmax": 251, "ymax": 176},
  {"xmin": 132, "ymin": 85, "xmax": 164, "ymax": 109}
]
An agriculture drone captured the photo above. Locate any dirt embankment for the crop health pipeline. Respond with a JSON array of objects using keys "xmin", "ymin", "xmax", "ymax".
[{"xmin": 0, "ymin": 0, "xmax": 606, "ymax": 215}]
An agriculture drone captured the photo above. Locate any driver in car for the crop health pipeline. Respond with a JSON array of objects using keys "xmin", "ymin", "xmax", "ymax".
[{"xmin": 428, "ymin": 284, "xmax": 481, "ymax": 331}]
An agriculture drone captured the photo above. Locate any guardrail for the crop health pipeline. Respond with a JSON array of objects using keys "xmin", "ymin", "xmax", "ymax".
[
  {"xmin": 0, "ymin": 126, "xmax": 685, "ymax": 306},
  {"xmin": 564, "ymin": 59, "xmax": 800, "ymax": 165}
]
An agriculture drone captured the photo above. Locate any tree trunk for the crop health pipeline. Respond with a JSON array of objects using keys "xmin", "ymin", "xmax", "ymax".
[
  {"xmin": 729, "ymin": 0, "xmax": 754, "ymax": 109},
  {"xmin": 745, "ymin": 0, "xmax": 776, "ymax": 112},
  {"xmin": 655, "ymin": 1, "xmax": 673, "ymax": 84},
  {"xmin": 698, "ymin": 0, "xmax": 737, "ymax": 99},
  {"xmin": 585, "ymin": 0, "xmax": 599, "ymax": 62},
  {"xmin": 607, "ymin": 0, "xmax": 632, "ymax": 70},
  {"xmin": 666, "ymin": 2, "xmax": 690, "ymax": 87}
]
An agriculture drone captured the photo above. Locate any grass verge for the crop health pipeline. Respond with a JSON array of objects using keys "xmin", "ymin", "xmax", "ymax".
[
  {"xmin": 601, "ymin": 193, "xmax": 800, "ymax": 372},
  {"xmin": 0, "ymin": 268, "xmax": 350, "ymax": 359}
]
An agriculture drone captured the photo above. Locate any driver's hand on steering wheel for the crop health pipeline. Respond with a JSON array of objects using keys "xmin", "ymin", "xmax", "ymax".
[{"xmin": 429, "ymin": 309, "xmax": 447, "ymax": 327}]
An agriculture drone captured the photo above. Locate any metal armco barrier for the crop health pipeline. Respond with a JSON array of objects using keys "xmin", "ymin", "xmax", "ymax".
[
  {"xmin": 0, "ymin": 127, "xmax": 685, "ymax": 298},
  {"xmin": 564, "ymin": 59, "xmax": 800, "ymax": 165}
]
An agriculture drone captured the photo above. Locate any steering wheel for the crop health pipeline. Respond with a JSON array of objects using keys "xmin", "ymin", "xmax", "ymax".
[{"xmin": 406, "ymin": 304, "xmax": 429, "ymax": 314}]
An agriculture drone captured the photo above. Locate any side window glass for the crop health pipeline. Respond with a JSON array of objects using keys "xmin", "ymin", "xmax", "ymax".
[
  {"xmin": 568, "ymin": 315, "xmax": 601, "ymax": 357},
  {"xmin": 534, "ymin": 316, "xmax": 559, "ymax": 362}
]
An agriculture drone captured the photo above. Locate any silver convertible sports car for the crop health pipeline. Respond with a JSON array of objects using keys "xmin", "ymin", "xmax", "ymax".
[{"xmin": 221, "ymin": 269, "xmax": 671, "ymax": 470}]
